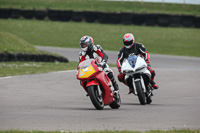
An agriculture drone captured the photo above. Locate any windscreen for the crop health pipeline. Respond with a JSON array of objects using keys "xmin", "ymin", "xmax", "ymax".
[
  {"xmin": 127, "ymin": 55, "xmax": 137, "ymax": 67},
  {"xmin": 79, "ymin": 59, "xmax": 93, "ymax": 69}
]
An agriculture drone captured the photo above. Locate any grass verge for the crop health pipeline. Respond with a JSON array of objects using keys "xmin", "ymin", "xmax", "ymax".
[
  {"xmin": 0, "ymin": 61, "xmax": 116, "ymax": 77},
  {"xmin": 0, "ymin": 19, "xmax": 200, "ymax": 57},
  {"xmin": 0, "ymin": 31, "xmax": 115, "ymax": 77},
  {"xmin": 0, "ymin": 32, "xmax": 44, "ymax": 54},
  {"xmin": 0, "ymin": 31, "xmax": 72, "ymax": 77},
  {"xmin": 0, "ymin": 31, "xmax": 60, "ymax": 57},
  {"xmin": 0, "ymin": 61, "xmax": 77, "ymax": 77},
  {"xmin": 0, "ymin": 0, "xmax": 199, "ymax": 16}
]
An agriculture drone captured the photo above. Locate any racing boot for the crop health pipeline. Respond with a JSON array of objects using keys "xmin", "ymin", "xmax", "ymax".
[
  {"xmin": 108, "ymin": 72, "xmax": 119, "ymax": 92},
  {"xmin": 150, "ymin": 74, "xmax": 159, "ymax": 89},
  {"xmin": 112, "ymin": 81, "xmax": 119, "ymax": 91},
  {"xmin": 147, "ymin": 66, "xmax": 159, "ymax": 89},
  {"xmin": 128, "ymin": 88, "xmax": 134, "ymax": 94},
  {"xmin": 151, "ymin": 81, "xmax": 159, "ymax": 89},
  {"xmin": 126, "ymin": 77, "xmax": 134, "ymax": 94}
]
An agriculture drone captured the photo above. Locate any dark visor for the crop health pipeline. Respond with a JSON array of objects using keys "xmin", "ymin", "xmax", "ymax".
[
  {"xmin": 81, "ymin": 43, "xmax": 88, "ymax": 48},
  {"xmin": 124, "ymin": 40, "xmax": 133, "ymax": 46}
]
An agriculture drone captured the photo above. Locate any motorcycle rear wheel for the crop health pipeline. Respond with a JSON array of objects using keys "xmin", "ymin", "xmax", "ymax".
[
  {"xmin": 87, "ymin": 85, "xmax": 104, "ymax": 110},
  {"xmin": 135, "ymin": 80, "xmax": 146, "ymax": 105}
]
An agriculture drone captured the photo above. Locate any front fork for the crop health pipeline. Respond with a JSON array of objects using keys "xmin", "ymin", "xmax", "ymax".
[
  {"xmin": 125, "ymin": 75, "xmax": 146, "ymax": 95},
  {"xmin": 133, "ymin": 77, "xmax": 146, "ymax": 94}
]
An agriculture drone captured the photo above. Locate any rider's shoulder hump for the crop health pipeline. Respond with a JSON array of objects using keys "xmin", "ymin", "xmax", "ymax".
[{"xmin": 94, "ymin": 44, "xmax": 103, "ymax": 51}]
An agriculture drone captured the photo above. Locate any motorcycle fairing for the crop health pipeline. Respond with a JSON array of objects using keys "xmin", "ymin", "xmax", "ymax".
[
  {"xmin": 77, "ymin": 59, "xmax": 114, "ymax": 105},
  {"xmin": 78, "ymin": 65, "xmax": 96, "ymax": 79},
  {"xmin": 121, "ymin": 55, "xmax": 149, "ymax": 75},
  {"xmin": 77, "ymin": 59, "xmax": 100, "ymax": 80},
  {"xmin": 86, "ymin": 79, "xmax": 99, "ymax": 87},
  {"xmin": 122, "ymin": 55, "xmax": 151, "ymax": 94},
  {"xmin": 95, "ymin": 71, "xmax": 114, "ymax": 105}
]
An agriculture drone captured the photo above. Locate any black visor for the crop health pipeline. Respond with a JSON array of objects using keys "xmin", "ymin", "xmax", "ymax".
[
  {"xmin": 80, "ymin": 43, "xmax": 88, "ymax": 48},
  {"xmin": 124, "ymin": 40, "xmax": 133, "ymax": 46}
]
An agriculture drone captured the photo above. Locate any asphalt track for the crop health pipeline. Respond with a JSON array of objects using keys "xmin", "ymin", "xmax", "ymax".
[{"xmin": 0, "ymin": 46, "xmax": 200, "ymax": 131}]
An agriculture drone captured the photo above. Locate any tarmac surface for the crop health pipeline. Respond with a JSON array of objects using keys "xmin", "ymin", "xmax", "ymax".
[{"xmin": 0, "ymin": 46, "xmax": 200, "ymax": 131}]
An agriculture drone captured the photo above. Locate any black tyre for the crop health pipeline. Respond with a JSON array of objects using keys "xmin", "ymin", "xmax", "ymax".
[
  {"xmin": 109, "ymin": 91, "xmax": 121, "ymax": 109},
  {"xmin": 87, "ymin": 85, "xmax": 104, "ymax": 110},
  {"xmin": 135, "ymin": 80, "xmax": 146, "ymax": 105}
]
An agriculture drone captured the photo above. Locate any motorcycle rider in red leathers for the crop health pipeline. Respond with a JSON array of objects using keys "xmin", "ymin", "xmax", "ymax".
[
  {"xmin": 117, "ymin": 33, "xmax": 159, "ymax": 94},
  {"xmin": 79, "ymin": 35, "xmax": 119, "ymax": 92}
]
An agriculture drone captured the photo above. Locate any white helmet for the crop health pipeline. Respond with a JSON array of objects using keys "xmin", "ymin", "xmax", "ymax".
[{"xmin": 80, "ymin": 36, "xmax": 94, "ymax": 52}]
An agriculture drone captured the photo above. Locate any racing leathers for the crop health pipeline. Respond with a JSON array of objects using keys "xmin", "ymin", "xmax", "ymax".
[
  {"xmin": 116, "ymin": 42, "xmax": 158, "ymax": 90},
  {"xmin": 79, "ymin": 44, "xmax": 119, "ymax": 91}
]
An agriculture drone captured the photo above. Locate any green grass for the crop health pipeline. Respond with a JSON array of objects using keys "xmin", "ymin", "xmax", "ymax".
[
  {"xmin": 0, "ymin": 0, "xmax": 200, "ymax": 16},
  {"xmin": 0, "ymin": 31, "xmax": 116, "ymax": 77},
  {"xmin": 0, "ymin": 61, "xmax": 77, "ymax": 77},
  {"xmin": 0, "ymin": 32, "xmax": 75, "ymax": 77},
  {"xmin": 0, "ymin": 129, "xmax": 200, "ymax": 133},
  {"xmin": 0, "ymin": 61, "xmax": 116, "ymax": 77},
  {"xmin": 0, "ymin": 31, "xmax": 62, "ymax": 57},
  {"xmin": 0, "ymin": 32, "xmax": 47, "ymax": 54},
  {"xmin": 0, "ymin": 19, "xmax": 200, "ymax": 57}
]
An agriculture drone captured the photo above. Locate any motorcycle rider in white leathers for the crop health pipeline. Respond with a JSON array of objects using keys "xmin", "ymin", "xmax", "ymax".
[{"xmin": 78, "ymin": 35, "xmax": 119, "ymax": 92}]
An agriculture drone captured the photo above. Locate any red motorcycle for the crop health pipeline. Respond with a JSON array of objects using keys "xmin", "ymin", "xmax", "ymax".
[{"xmin": 76, "ymin": 59, "xmax": 121, "ymax": 110}]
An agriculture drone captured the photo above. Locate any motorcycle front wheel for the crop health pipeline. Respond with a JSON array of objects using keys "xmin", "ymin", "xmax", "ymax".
[
  {"xmin": 135, "ymin": 80, "xmax": 146, "ymax": 105},
  {"xmin": 87, "ymin": 85, "xmax": 104, "ymax": 110}
]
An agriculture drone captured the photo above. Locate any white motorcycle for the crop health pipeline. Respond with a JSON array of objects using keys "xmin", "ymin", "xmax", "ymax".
[{"xmin": 121, "ymin": 54, "xmax": 153, "ymax": 105}]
